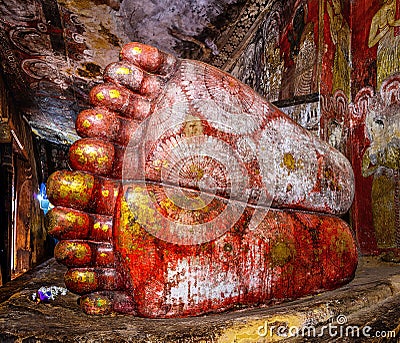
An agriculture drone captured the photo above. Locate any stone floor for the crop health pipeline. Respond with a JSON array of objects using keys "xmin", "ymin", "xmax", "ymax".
[{"xmin": 0, "ymin": 256, "xmax": 399, "ymax": 342}]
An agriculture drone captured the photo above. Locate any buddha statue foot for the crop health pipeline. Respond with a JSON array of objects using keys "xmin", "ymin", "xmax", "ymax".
[{"xmin": 46, "ymin": 42, "xmax": 357, "ymax": 318}]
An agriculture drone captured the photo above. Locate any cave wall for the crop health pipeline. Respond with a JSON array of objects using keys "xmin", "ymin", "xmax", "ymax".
[{"xmin": 0, "ymin": 0, "xmax": 128, "ymax": 145}]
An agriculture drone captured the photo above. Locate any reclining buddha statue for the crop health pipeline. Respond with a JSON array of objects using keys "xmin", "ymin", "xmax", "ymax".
[{"xmin": 46, "ymin": 42, "xmax": 357, "ymax": 318}]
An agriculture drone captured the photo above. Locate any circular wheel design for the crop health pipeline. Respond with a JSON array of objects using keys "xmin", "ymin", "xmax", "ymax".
[{"xmin": 180, "ymin": 61, "xmax": 268, "ymax": 135}]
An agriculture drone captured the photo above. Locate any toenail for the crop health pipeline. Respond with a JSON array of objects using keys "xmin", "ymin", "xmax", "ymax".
[
  {"xmin": 131, "ymin": 46, "xmax": 142, "ymax": 55},
  {"xmin": 115, "ymin": 67, "xmax": 132, "ymax": 75},
  {"xmin": 109, "ymin": 89, "xmax": 121, "ymax": 99},
  {"xmin": 96, "ymin": 92, "xmax": 105, "ymax": 101}
]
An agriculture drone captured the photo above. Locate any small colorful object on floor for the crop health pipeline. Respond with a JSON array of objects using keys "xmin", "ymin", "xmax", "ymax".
[{"xmin": 32, "ymin": 286, "xmax": 68, "ymax": 303}]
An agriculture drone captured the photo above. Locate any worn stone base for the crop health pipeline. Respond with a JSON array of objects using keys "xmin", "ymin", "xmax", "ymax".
[{"xmin": 0, "ymin": 257, "xmax": 399, "ymax": 342}]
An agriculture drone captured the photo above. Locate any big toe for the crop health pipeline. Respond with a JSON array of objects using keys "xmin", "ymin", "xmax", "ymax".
[{"xmin": 119, "ymin": 42, "xmax": 177, "ymax": 76}]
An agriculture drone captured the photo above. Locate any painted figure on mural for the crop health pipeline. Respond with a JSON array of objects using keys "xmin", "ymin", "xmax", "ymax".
[
  {"xmin": 280, "ymin": 3, "xmax": 307, "ymax": 99},
  {"xmin": 368, "ymin": 0, "xmax": 400, "ymax": 90},
  {"xmin": 362, "ymin": 102, "xmax": 400, "ymax": 248},
  {"xmin": 280, "ymin": 2, "xmax": 318, "ymax": 99},
  {"xmin": 327, "ymin": 0, "xmax": 351, "ymax": 99},
  {"xmin": 293, "ymin": 21, "xmax": 316, "ymax": 97},
  {"xmin": 328, "ymin": 119, "xmax": 345, "ymax": 152},
  {"xmin": 15, "ymin": 177, "xmax": 33, "ymax": 276},
  {"xmin": 255, "ymin": 10, "xmax": 284, "ymax": 101}
]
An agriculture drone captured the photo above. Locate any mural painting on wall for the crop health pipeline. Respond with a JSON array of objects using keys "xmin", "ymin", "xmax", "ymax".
[
  {"xmin": 0, "ymin": 0, "xmax": 85, "ymax": 143},
  {"xmin": 229, "ymin": 1, "xmax": 285, "ymax": 102},
  {"xmin": 321, "ymin": 91, "xmax": 349, "ymax": 154},
  {"xmin": 368, "ymin": 0, "xmax": 400, "ymax": 91},
  {"xmin": 279, "ymin": 0, "xmax": 319, "ymax": 101},
  {"xmin": 362, "ymin": 93, "xmax": 400, "ymax": 249},
  {"xmin": 351, "ymin": 0, "xmax": 400, "ymax": 95},
  {"xmin": 15, "ymin": 167, "xmax": 33, "ymax": 277},
  {"xmin": 230, "ymin": 0, "xmax": 320, "ymax": 102},
  {"xmin": 350, "ymin": 78, "xmax": 400, "ymax": 253},
  {"xmin": 344, "ymin": 0, "xmax": 400, "ymax": 255},
  {"xmin": 280, "ymin": 102, "xmax": 321, "ymax": 136},
  {"xmin": 229, "ymin": 0, "xmax": 352, "ymax": 144},
  {"xmin": 326, "ymin": 0, "xmax": 350, "ymax": 100},
  {"xmin": 320, "ymin": 0, "xmax": 351, "ymax": 158},
  {"xmin": 0, "ymin": 0, "xmax": 74, "ymax": 96},
  {"xmin": 229, "ymin": 0, "xmax": 321, "ymax": 134}
]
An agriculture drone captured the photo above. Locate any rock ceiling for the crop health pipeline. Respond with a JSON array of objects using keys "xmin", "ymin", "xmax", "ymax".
[{"xmin": 0, "ymin": 0, "xmax": 274, "ymax": 145}]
